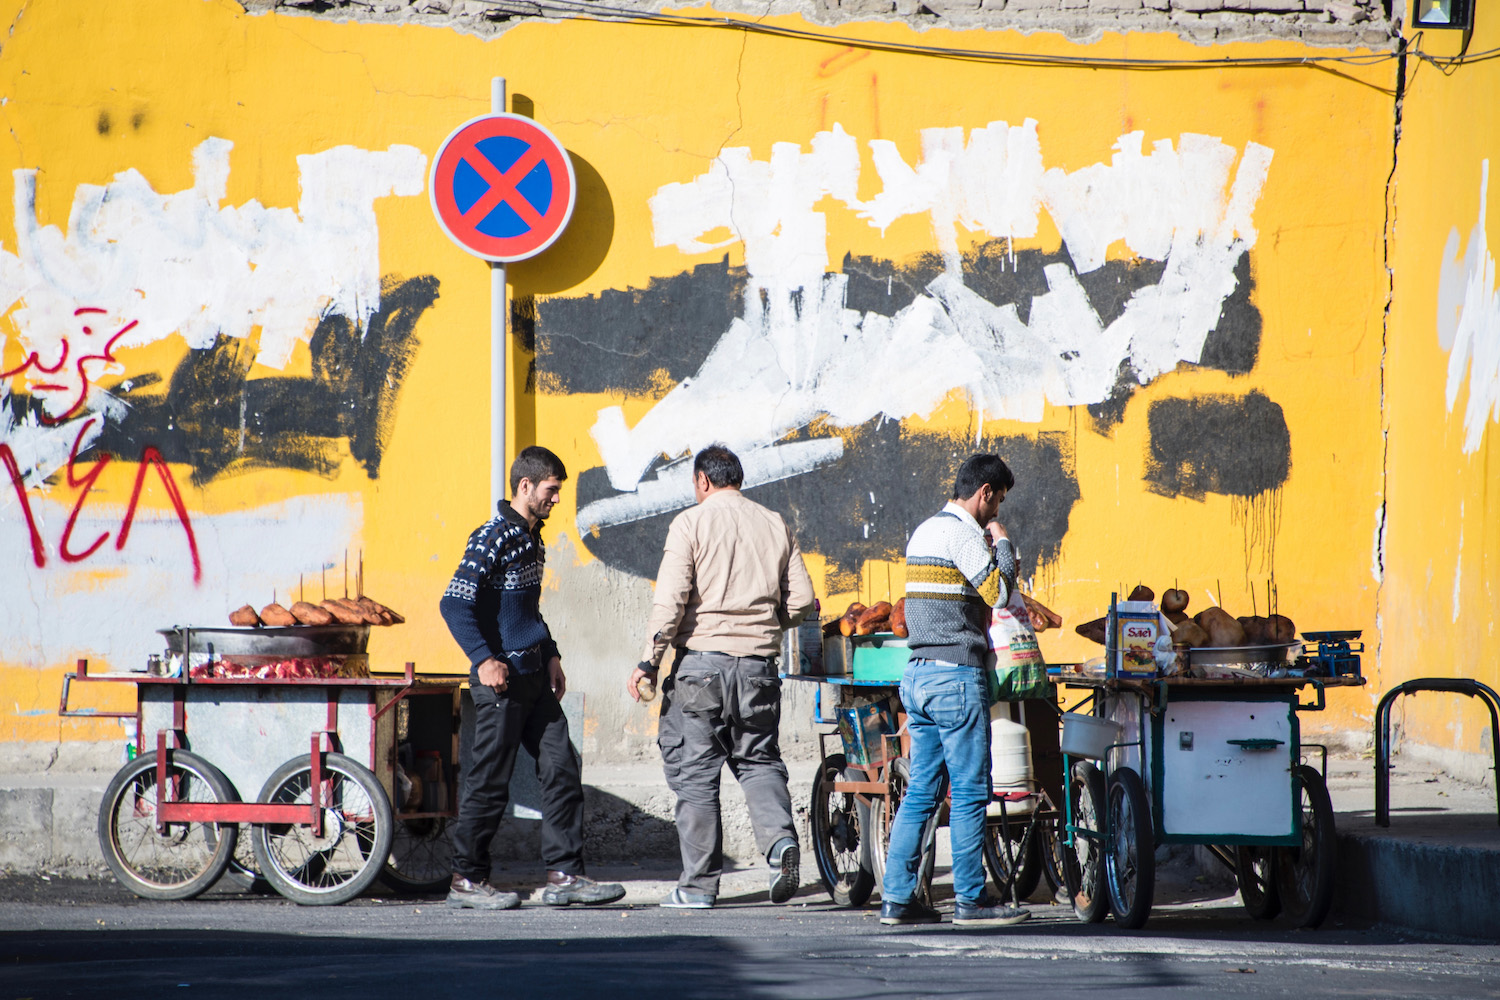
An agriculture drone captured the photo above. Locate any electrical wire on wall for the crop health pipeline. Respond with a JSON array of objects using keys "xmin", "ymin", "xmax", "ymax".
[{"xmin": 464, "ymin": 0, "xmax": 1499, "ymax": 74}]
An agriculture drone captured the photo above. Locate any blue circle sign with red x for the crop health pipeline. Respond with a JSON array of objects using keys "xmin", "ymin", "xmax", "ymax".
[{"xmin": 430, "ymin": 113, "xmax": 576, "ymax": 262}]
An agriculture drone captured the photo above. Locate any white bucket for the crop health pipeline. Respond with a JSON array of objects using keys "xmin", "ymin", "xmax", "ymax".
[{"xmin": 1060, "ymin": 712, "xmax": 1122, "ymax": 759}]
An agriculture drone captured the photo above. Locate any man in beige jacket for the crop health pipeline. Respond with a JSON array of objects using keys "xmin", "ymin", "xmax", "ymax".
[{"xmin": 627, "ymin": 445, "xmax": 816, "ymax": 909}]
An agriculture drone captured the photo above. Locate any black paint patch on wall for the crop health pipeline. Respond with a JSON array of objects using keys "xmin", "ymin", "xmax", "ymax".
[
  {"xmin": 532, "ymin": 258, "xmax": 747, "ymax": 395},
  {"xmin": 528, "ymin": 239, "xmax": 1258, "ymax": 418},
  {"xmin": 79, "ymin": 274, "xmax": 439, "ymax": 485},
  {"xmin": 576, "ymin": 420, "xmax": 1082, "ymax": 589},
  {"xmin": 1144, "ymin": 390, "xmax": 1290, "ymax": 500}
]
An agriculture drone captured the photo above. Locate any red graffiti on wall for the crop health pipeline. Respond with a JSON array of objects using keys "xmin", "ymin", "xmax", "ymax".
[
  {"xmin": 2, "ymin": 309, "xmax": 201, "ymax": 581},
  {"xmin": 0, "ymin": 307, "xmax": 138, "ymax": 426},
  {"xmin": 2, "ymin": 423, "xmax": 202, "ymax": 583}
]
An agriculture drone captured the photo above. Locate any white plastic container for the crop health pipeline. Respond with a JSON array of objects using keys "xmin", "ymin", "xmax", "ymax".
[
  {"xmin": 989, "ymin": 712, "xmax": 1032, "ymax": 791},
  {"xmin": 1060, "ymin": 712, "xmax": 1123, "ymax": 759}
]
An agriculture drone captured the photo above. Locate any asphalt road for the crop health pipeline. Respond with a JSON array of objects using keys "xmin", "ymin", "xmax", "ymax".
[{"xmin": 4, "ymin": 861, "xmax": 1498, "ymax": 1000}]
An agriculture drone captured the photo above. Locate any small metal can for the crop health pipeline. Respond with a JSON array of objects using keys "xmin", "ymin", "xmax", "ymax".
[{"xmin": 146, "ymin": 654, "xmax": 165, "ymax": 676}]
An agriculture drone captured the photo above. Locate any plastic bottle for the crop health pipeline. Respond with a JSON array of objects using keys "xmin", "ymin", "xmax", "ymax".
[{"xmin": 121, "ymin": 717, "xmax": 138, "ymax": 762}]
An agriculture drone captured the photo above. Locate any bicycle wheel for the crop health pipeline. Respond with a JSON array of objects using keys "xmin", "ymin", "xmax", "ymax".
[
  {"xmin": 982, "ymin": 811, "xmax": 1043, "ymax": 903},
  {"xmin": 1104, "ymin": 767, "xmax": 1154, "ymax": 929},
  {"xmin": 1063, "ymin": 760, "xmax": 1109, "ymax": 923},
  {"xmin": 862, "ymin": 758, "xmax": 941, "ymax": 908},
  {"xmin": 251, "ymin": 752, "xmax": 393, "ymax": 906},
  {"xmin": 1275, "ymin": 764, "xmax": 1336, "ymax": 928},
  {"xmin": 810, "ymin": 753, "xmax": 875, "ymax": 907},
  {"xmin": 379, "ymin": 816, "xmax": 455, "ymax": 894},
  {"xmin": 1235, "ymin": 846, "xmax": 1280, "ymax": 919},
  {"xmin": 97, "ymin": 750, "xmax": 236, "ymax": 901}
]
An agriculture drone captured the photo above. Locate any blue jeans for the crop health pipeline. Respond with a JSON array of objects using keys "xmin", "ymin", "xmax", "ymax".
[{"xmin": 881, "ymin": 658, "xmax": 991, "ymax": 905}]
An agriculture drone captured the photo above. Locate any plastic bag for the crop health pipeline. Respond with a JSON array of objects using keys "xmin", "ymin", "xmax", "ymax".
[{"xmin": 986, "ymin": 590, "xmax": 1050, "ymax": 701}]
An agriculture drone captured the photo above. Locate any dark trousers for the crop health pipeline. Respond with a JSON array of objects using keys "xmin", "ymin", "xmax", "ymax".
[
  {"xmin": 657, "ymin": 650, "xmax": 797, "ymax": 895},
  {"xmin": 452, "ymin": 669, "xmax": 585, "ymax": 881}
]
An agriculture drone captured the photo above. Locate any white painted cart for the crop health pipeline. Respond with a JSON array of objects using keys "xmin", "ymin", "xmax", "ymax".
[{"xmin": 1057, "ymin": 672, "xmax": 1365, "ymax": 930}]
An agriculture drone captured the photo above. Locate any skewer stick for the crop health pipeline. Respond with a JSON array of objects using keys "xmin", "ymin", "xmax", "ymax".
[
  {"xmin": 358, "ymin": 550, "xmax": 364, "ymax": 600},
  {"xmin": 1251, "ymin": 584, "xmax": 1257, "ymax": 617},
  {"xmin": 321, "ymin": 568, "xmax": 326, "ymax": 602},
  {"xmin": 344, "ymin": 549, "xmax": 348, "ymax": 598},
  {"xmin": 300, "ymin": 573, "xmax": 304, "ymax": 606}
]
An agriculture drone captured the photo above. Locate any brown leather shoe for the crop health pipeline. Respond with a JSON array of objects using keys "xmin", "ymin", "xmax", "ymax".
[
  {"xmin": 541, "ymin": 871, "xmax": 626, "ymax": 906},
  {"xmin": 446, "ymin": 874, "xmax": 521, "ymax": 910}
]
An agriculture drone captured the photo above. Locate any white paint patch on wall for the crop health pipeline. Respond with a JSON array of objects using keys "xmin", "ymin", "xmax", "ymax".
[
  {"xmin": 0, "ymin": 138, "xmax": 426, "ymax": 460},
  {"xmin": 597, "ymin": 122, "xmax": 1273, "ymax": 493},
  {"xmin": 0, "ymin": 493, "xmax": 362, "ymax": 671},
  {"xmin": 576, "ymin": 437, "xmax": 845, "ymax": 532},
  {"xmin": 1438, "ymin": 160, "xmax": 1500, "ymax": 454}
]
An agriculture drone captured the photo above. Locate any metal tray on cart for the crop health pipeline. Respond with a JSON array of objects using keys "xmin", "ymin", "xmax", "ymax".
[{"xmin": 158, "ymin": 625, "xmax": 370, "ymax": 657}]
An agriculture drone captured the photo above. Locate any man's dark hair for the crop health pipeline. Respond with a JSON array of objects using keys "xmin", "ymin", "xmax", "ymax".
[
  {"xmin": 693, "ymin": 445, "xmax": 744, "ymax": 489},
  {"xmin": 952, "ymin": 454, "xmax": 1014, "ymax": 500},
  {"xmin": 510, "ymin": 445, "xmax": 568, "ymax": 494}
]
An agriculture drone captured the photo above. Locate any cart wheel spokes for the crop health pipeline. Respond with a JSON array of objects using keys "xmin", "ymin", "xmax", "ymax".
[
  {"xmin": 863, "ymin": 757, "xmax": 940, "ymax": 908},
  {"xmin": 1064, "ymin": 760, "xmax": 1109, "ymax": 923},
  {"xmin": 1104, "ymin": 767, "xmax": 1154, "ymax": 929},
  {"xmin": 982, "ymin": 810, "xmax": 1042, "ymax": 904},
  {"xmin": 97, "ymin": 750, "xmax": 237, "ymax": 901},
  {"xmin": 1235, "ymin": 846, "xmax": 1280, "ymax": 919},
  {"xmin": 380, "ymin": 816, "xmax": 455, "ymax": 895},
  {"xmin": 1274, "ymin": 764, "xmax": 1336, "ymax": 928},
  {"xmin": 252, "ymin": 752, "xmax": 392, "ymax": 906},
  {"xmin": 810, "ymin": 753, "xmax": 875, "ymax": 907}
]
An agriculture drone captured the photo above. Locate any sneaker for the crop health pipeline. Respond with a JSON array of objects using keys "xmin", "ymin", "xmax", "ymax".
[
  {"xmin": 541, "ymin": 872, "xmax": 626, "ymax": 906},
  {"xmin": 660, "ymin": 887, "xmax": 716, "ymax": 909},
  {"xmin": 446, "ymin": 875, "xmax": 521, "ymax": 910},
  {"xmin": 767, "ymin": 837, "xmax": 800, "ymax": 904},
  {"xmin": 953, "ymin": 896, "xmax": 1030, "ymax": 927},
  {"xmin": 879, "ymin": 898, "xmax": 943, "ymax": 926}
]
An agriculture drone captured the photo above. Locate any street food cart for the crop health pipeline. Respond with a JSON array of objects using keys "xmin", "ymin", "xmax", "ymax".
[
  {"xmin": 786, "ymin": 619, "xmax": 1067, "ymax": 910},
  {"xmin": 1055, "ymin": 616, "xmax": 1366, "ymax": 929},
  {"xmin": 59, "ymin": 623, "xmax": 462, "ymax": 905}
]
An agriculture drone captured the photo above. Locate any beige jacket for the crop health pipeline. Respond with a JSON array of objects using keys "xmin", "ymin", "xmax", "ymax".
[{"xmin": 641, "ymin": 489, "xmax": 816, "ymax": 667}]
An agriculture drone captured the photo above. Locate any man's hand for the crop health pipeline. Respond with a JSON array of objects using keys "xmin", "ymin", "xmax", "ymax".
[
  {"xmin": 986, "ymin": 519, "xmax": 1010, "ymax": 544},
  {"xmin": 628, "ymin": 663, "xmax": 658, "ymax": 703},
  {"xmin": 477, "ymin": 656, "xmax": 509, "ymax": 693},
  {"xmin": 548, "ymin": 656, "xmax": 566, "ymax": 700}
]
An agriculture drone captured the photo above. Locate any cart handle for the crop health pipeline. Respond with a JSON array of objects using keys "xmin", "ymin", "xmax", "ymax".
[
  {"xmin": 58, "ymin": 660, "xmax": 135, "ymax": 719},
  {"xmin": 1227, "ymin": 738, "xmax": 1285, "ymax": 751}
]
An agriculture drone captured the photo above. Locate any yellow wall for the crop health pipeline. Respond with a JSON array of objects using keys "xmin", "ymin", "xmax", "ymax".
[
  {"xmin": 0, "ymin": 0, "xmax": 1418, "ymax": 760},
  {"xmin": 1380, "ymin": 18, "xmax": 1500, "ymax": 758}
]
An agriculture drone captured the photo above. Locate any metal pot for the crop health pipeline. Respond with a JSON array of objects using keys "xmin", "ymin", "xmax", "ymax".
[
  {"xmin": 1187, "ymin": 641, "xmax": 1299, "ymax": 678},
  {"xmin": 157, "ymin": 625, "xmax": 370, "ymax": 658}
]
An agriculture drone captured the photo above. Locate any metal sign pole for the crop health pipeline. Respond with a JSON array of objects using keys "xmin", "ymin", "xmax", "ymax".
[{"xmin": 490, "ymin": 76, "xmax": 507, "ymax": 514}]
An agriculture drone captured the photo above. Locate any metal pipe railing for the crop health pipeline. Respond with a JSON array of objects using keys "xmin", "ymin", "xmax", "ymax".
[{"xmin": 1374, "ymin": 678, "xmax": 1500, "ymax": 827}]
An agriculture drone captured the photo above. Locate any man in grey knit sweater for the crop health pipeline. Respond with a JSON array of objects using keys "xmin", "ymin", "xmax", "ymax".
[{"xmin": 880, "ymin": 453, "xmax": 1029, "ymax": 928}]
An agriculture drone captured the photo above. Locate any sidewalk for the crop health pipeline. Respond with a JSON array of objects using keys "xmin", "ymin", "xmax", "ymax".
[{"xmin": 1324, "ymin": 753, "xmax": 1500, "ymax": 941}]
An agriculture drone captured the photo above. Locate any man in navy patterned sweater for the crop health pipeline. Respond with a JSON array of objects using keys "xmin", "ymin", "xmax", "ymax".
[{"xmin": 439, "ymin": 445, "xmax": 624, "ymax": 910}]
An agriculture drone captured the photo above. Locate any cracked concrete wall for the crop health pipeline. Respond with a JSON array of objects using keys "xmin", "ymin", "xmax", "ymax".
[{"xmin": 243, "ymin": 0, "xmax": 1401, "ymax": 48}]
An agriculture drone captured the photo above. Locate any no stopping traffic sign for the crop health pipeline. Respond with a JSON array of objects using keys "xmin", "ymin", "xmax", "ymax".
[{"xmin": 430, "ymin": 113, "xmax": 576, "ymax": 262}]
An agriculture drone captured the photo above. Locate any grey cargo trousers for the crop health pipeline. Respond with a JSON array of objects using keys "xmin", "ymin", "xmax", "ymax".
[{"xmin": 657, "ymin": 650, "xmax": 797, "ymax": 895}]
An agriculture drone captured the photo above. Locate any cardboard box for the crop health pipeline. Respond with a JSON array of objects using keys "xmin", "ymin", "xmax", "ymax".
[{"xmin": 1114, "ymin": 601, "xmax": 1160, "ymax": 678}]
